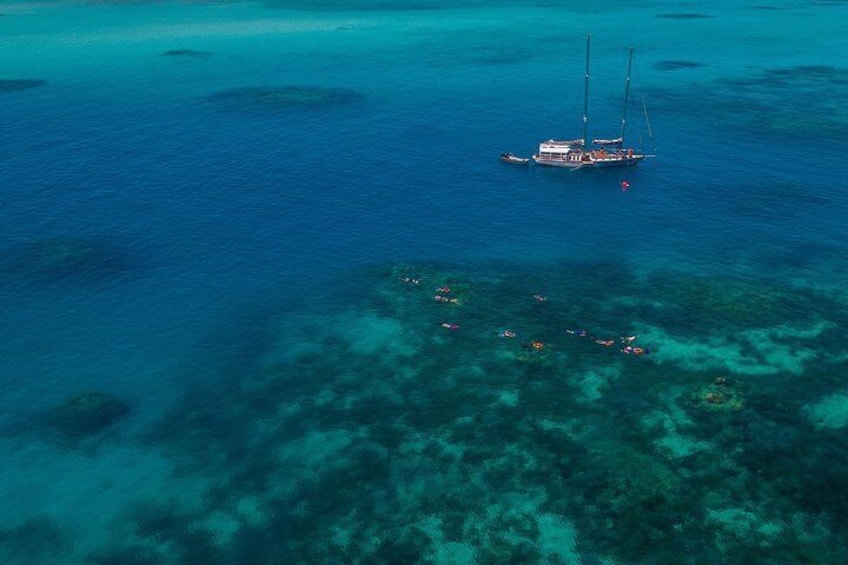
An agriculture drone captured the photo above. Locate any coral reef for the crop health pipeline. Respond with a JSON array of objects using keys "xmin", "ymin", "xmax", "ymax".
[
  {"xmin": 653, "ymin": 60, "xmax": 704, "ymax": 71},
  {"xmin": 161, "ymin": 49, "xmax": 213, "ymax": 58},
  {"xmin": 649, "ymin": 64, "xmax": 848, "ymax": 139},
  {"xmin": 42, "ymin": 392, "xmax": 130, "ymax": 437},
  {"xmin": 101, "ymin": 260, "xmax": 848, "ymax": 562},
  {"xmin": 0, "ymin": 237, "xmax": 131, "ymax": 284},
  {"xmin": 0, "ymin": 517, "xmax": 68, "ymax": 564},
  {"xmin": 691, "ymin": 376, "xmax": 745, "ymax": 411},
  {"xmin": 267, "ymin": 0, "xmax": 447, "ymax": 10},
  {"xmin": 655, "ymin": 13, "xmax": 713, "ymax": 19},
  {"xmin": 0, "ymin": 79, "xmax": 46, "ymax": 92}
]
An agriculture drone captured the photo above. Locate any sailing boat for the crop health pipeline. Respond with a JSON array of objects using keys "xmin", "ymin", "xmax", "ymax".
[{"xmin": 532, "ymin": 35, "xmax": 651, "ymax": 169}]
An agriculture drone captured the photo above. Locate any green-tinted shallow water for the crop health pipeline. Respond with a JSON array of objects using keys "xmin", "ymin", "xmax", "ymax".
[{"xmin": 1, "ymin": 0, "xmax": 847, "ymax": 562}]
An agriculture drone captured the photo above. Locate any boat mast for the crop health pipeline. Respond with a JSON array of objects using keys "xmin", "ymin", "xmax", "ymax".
[
  {"xmin": 582, "ymin": 34, "xmax": 590, "ymax": 148},
  {"xmin": 620, "ymin": 47, "xmax": 634, "ymax": 142}
]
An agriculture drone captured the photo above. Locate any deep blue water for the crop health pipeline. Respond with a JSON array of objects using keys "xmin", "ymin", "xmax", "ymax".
[{"xmin": 2, "ymin": 1, "xmax": 848, "ymax": 562}]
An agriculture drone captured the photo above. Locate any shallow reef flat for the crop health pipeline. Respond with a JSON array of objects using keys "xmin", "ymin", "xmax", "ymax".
[
  {"xmin": 70, "ymin": 259, "xmax": 845, "ymax": 564},
  {"xmin": 649, "ymin": 64, "xmax": 848, "ymax": 138}
]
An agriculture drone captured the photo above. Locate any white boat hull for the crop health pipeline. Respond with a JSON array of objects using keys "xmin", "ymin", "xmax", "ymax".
[{"xmin": 532, "ymin": 154, "xmax": 644, "ymax": 168}]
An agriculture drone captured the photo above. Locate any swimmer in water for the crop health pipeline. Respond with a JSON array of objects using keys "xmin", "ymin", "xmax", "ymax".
[{"xmin": 622, "ymin": 346, "xmax": 650, "ymax": 356}]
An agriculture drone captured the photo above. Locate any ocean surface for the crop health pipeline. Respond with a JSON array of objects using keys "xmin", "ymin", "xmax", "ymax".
[{"xmin": 1, "ymin": 0, "xmax": 847, "ymax": 562}]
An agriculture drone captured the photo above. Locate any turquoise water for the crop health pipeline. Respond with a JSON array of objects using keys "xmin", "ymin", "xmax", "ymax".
[{"xmin": 1, "ymin": 1, "xmax": 847, "ymax": 562}]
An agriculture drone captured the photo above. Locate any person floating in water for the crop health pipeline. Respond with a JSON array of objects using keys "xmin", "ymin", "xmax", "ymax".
[
  {"xmin": 399, "ymin": 276, "xmax": 421, "ymax": 285},
  {"xmin": 621, "ymin": 345, "xmax": 650, "ymax": 356},
  {"xmin": 567, "ymin": 328, "xmax": 651, "ymax": 354},
  {"xmin": 435, "ymin": 286, "xmax": 451, "ymax": 294},
  {"xmin": 440, "ymin": 322, "xmax": 460, "ymax": 330},
  {"xmin": 434, "ymin": 295, "xmax": 459, "ymax": 304},
  {"xmin": 522, "ymin": 340, "xmax": 545, "ymax": 350},
  {"xmin": 532, "ymin": 293, "xmax": 547, "ymax": 302},
  {"xmin": 499, "ymin": 329, "xmax": 516, "ymax": 338}
]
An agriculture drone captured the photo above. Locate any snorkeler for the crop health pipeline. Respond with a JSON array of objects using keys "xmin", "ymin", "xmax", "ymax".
[
  {"xmin": 435, "ymin": 286, "xmax": 451, "ymax": 294},
  {"xmin": 440, "ymin": 322, "xmax": 460, "ymax": 330},
  {"xmin": 532, "ymin": 293, "xmax": 547, "ymax": 302}
]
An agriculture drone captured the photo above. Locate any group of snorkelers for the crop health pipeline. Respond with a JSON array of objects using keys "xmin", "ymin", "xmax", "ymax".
[
  {"xmin": 399, "ymin": 276, "xmax": 462, "ymax": 327},
  {"xmin": 399, "ymin": 275, "xmax": 652, "ymax": 356},
  {"xmin": 567, "ymin": 329, "xmax": 651, "ymax": 356},
  {"xmin": 501, "ymin": 330, "xmax": 649, "ymax": 356},
  {"xmin": 433, "ymin": 286, "xmax": 460, "ymax": 304}
]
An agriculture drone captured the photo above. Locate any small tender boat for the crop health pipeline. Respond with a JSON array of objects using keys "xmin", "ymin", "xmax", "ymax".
[{"xmin": 500, "ymin": 152, "xmax": 530, "ymax": 164}]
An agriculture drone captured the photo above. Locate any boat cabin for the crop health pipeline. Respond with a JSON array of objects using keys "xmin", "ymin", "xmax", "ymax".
[{"xmin": 535, "ymin": 139, "xmax": 586, "ymax": 163}]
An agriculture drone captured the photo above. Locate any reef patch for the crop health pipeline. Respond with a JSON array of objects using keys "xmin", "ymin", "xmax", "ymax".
[
  {"xmin": 655, "ymin": 13, "xmax": 713, "ymax": 19},
  {"xmin": 90, "ymin": 260, "xmax": 848, "ymax": 562},
  {"xmin": 653, "ymin": 60, "xmax": 704, "ymax": 71},
  {"xmin": 161, "ymin": 49, "xmax": 213, "ymax": 59},
  {"xmin": 0, "ymin": 79, "xmax": 46, "ymax": 93},
  {"xmin": 266, "ymin": 0, "xmax": 442, "ymax": 11},
  {"xmin": 42, "ymin": 392, "xmax": 130, "ymax": 438},
  {"xmin": 0, "ymin": 237, "xmax": 132, "ymax": 284}
]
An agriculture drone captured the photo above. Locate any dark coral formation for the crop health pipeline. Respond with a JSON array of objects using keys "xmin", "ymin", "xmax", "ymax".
[
  {"xmin": 0, "ymin": 517, "xmax": 68, "ymax": 564},
  {"xmin": 266, "ymin": 0, "xmax": 443, "ymax": 11},
  {"xmin": 691, "ymin": 376, "xmax": 745, "ymax": 411},
  {"xmin": 653, "ymin": 60, "xmax": 704, "ymax": 71},
  {"xmin": 727, "ymin": 65, "xmax": 848, "ymax": 89},
  {"xmin": 161, "ymin": 49, "xmax": 213, "ymax": 59},
  {"xmin": 0, "ymin": 237, "xmax": 131, "ymax": 284},
  {"xmin": 648, "ymin": 64, "xmax": 848, "ymax": 139},
  {"xmin": 0, "ymin": 79, "xmax": 46, "ymax": 93},
  {"xmin": 126, "ymin": 260, "xmax": 848, "ymax": 563},
  {"xmin": 655, "ymin": 13, "xmax": 713, "ymax": 19},
  {"xmin": 43, "ymin": 392, "xmax": 130, "ymax": 437},
  {"xmin": 205, "ymin": 85, "xmax": 363, "ymax": 114}
]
